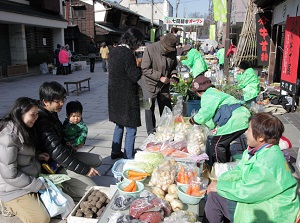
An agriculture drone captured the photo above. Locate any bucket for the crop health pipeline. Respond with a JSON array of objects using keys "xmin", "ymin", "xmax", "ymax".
[
  {"xmin": 111, "ymin": 159, "xmax": 127, "ymax": 184},
  {"xmin": 183, "ymin": 100, "xmax": 201, "ymax": 117}
]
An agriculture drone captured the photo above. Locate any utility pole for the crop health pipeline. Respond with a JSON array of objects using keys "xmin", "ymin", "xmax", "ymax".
[
  {"xmin": 151, "ymin": 0, "xmax": 154, "ymax": 27},
  {"xmin": 176, "ymin": 0, "xmax": 180, "ymax": 17},
  {"xmin": 224, "ymin": 0, "xmax": 232, "ymax": 82}
]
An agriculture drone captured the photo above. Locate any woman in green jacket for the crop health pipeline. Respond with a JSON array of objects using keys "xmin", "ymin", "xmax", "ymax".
[
  {"xmin": 236, "ymin": 60, "xmax": 260, "ymax": 106},
  {"xmin": 181, "ymin": 48, "xmax": 208, "ymax": 78},
  {"xmin": 205, "ymin": 112, "xmax": 299, "ymax": 223},
  {"xmin": 189, "ymin": 76, "xmax": 251, "ymax": 163}
]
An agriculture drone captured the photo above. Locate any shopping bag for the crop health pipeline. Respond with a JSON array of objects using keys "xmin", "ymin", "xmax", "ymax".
[
  {"xmin": 60, "ymin": 191, "xmax": 75, "ymax": 219},
  {"xmin": 39, "ymin": 177, "xmax": 67, "ymax": 217}
]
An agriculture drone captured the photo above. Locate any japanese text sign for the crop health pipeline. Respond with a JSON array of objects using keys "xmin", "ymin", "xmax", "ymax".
[
  {"xmin": 164, "ymin": 17, "xmax": 204, "ymax": 26},
  {"xmin": 281, "ymin": 16, "xmax": 300, "ymax": 93},
  {"xmin": 256, "ymin": 12, "xmax": 272, "ymax": 66}
]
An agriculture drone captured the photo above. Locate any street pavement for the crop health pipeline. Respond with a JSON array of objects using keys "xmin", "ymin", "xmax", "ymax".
[{"xmin": 0, "ymin": 62, "xmax": 300, "ymax": 222}]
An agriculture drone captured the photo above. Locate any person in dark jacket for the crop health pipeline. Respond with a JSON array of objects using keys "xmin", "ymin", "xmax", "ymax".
[
  {"xmin": 87, "ymin": 40, "xmax": 97, "ymax": 72},
  {"xmin": 141, "ymin": 33, "xmax": 178, "ymax": 135},
  {"xmin": 33, "ymin": 81, "xmax": 102, "ymax": 201},
  {"xmin": 108, "ymin": 28, "xmax": 144, "ymax": 159},
  {"xmin": 54, "ymin": 44, "xmax": 61, "ymax": 75}
]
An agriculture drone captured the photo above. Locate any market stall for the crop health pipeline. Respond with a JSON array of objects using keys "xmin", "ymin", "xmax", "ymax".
[{"xmin": 67, "ymin": 107, "xmax": 210, "ymax": 222}]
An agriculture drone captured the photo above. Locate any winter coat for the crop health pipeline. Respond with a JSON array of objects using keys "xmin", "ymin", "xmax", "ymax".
[
  {"xmin": 0, "ymin": 122, "xmax": 42, "ymax": 202},
  {"xmin": 193, "ymin": 87, "xmax": 250, "ymax": 135},
  {"xmin": 33, "ymin": 107, "xmax": 91, "ymax": 175},
  {"xmin": 236, "ymin": 67, "xmax": 260, "ymax": 102},
  {"xmin": 217, "ymin": 145, "xmax": 299, "ymax": 223},
  {"xmin": 62, "ymin": 119, "xmax": 88, "ymax": 147},
  {"xmin": 58, "ymin": 49, "xmax": 69, "ymax": 64},
  {"xmin": 141, "ymin": 41, "xmax": 177, "ymax": 97},
  {"xmin": 108, "ymin": 46, "xmax": 142, "ymax": 127},
  {"xmin": 181, "ymin": 49, "xmax": 208, "ymax": 78},
  {"xmin": 216, "ymin": 48, "xmax": 225, "ymax": 65}
]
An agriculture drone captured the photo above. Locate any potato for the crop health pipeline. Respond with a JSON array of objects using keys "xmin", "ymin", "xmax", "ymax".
[
  {"xmin": 96, "ymin": 191, "xmax": 104, "ymax": 197},
  {"xmin": 91, "ymin": 207, "xmax": 98, "ymax": 213},
  {"xmin": 79, "ymin": 202, "xmax": 85, "ymax": 209},
  {"xmin": 99, "ymin": 196, "xmax": 106, "ymax": 203},
  {"xmin": 96, "ymin": 201, "xmax": 103, "ymax": 209},
  {"xmin": 92, "ymin": 196, "xmax": 99, "ymax": 202}
]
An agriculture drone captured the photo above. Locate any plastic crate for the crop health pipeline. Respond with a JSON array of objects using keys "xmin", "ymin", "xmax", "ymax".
[{"xmin": 111, "ymin": 159, "xmax": 127, "ymax": 183}]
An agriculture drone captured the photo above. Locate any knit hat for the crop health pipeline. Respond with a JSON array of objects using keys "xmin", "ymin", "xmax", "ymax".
[
  {"xmin": 182, "ymin": 44, "xmax": 191, "ymax": 53},
  {"xmin": 160, "ymin": 33, "xmax": 177, "ymax": 52},
  {"xmin": 191, "ymin": 75, "xmax": 214, "ymax": 92}
]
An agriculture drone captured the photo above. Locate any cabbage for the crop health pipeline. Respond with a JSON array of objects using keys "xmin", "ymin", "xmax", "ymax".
[{"xmin": 134, "ymin": 152, "xmax": 165, "ymax": 173}]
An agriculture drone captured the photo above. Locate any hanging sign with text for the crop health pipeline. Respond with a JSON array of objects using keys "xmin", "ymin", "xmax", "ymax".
[
  {"xmin": 255, "ymin": 12, "xmax": 272, "ymax": 66},
  {"xmin": 164, "ymin": 17, "xmax": 204, "ymax": 26},
  {"xmin": 281, "ymin": 16, "xmax": 300, "ymax": 93}
]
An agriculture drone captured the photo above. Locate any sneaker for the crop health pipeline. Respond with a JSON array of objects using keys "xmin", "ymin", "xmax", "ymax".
[{"xmin": 111, "ymin": 151, "xmax": 124, "ymax": 160}]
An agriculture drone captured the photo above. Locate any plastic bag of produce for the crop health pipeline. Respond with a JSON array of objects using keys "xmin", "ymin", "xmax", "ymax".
[
  {"xmin": 111, "ymin": 194, "xmax": 135, "ymax": 211},
  {"xmin": 148, "ymin": 159, "xmax": 178, "ymax": 191},
  {"xmin": 186, "ymin": 125, "xmax": 208, "ymax": 155},
  {"xmin": 163, "ymin": 210, "xmax": 199, "ymax": 223},
  {"xmin": 174, "ymin": 122, "xmax": 190, "ymax": 142},
  {"xmin": 155, "ymin": 106, "xmax": 175, "ymax": 141}
]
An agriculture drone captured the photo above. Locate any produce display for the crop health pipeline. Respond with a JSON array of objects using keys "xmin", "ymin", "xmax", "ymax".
[
  {"xmin": 139, "ymin": 114, "xmax": 208, "ymax": 160},
  {"xmin": 73, "ymin": 189, "xmax": 110, "ymax": 219},
  {"xmin": 73, "ymin": 149, "xmax": 207, "ymax": 223}
]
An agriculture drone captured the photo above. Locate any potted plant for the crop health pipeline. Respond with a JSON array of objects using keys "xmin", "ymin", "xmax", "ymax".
[{"xmin": 171, "ymin": 74, "xmax": 201, "ymax": 117}]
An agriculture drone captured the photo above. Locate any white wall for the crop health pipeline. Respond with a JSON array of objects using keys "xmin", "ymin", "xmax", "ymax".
[
  {"xmin": 94, "ymin": 2, "xmax": 107, "ymax": 22},
  {"xmin": 121, "ymin": 0, "xmax": 173, "ymax": 22},
  {"xmin": 273, "ymin": 0, "xmax": 300, "ymax": 25}
]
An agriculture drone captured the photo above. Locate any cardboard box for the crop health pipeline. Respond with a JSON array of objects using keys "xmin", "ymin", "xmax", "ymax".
[{"xmin": 67, "ymin": 186, "xmax": 112, "ymax": 223}]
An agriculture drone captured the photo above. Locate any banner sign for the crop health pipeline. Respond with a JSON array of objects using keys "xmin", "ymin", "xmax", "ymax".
[
  {"xmin": 281, "ymin": 16, "xmax": 300, "ymax": 93},
  {"xmin": 210, "ymin": 25, "xmax": 216, "ymax": 40},
  {"xmin": 256, "ymin": 12, "xmax": 272, "ymax": 66},
  {"xmin": 164, "ymin": 17, "xmax": 204, "ymax": 26},
  {"xmin": 213, "ymin": 0, "xmax": 227, "ymax": 22}
]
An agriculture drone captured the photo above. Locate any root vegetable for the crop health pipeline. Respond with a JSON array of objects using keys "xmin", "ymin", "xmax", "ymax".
[
  {"xmin": 168, "ymin": 184, "xmax": 177, "ymax": 194},
  {"xmin": 151, "ymin": 187, "xmax": 165, "ymax": 197},
  {"xmin": 165, "ymin": 193, "xmax": 178, "ymax": 202},
  {"xmin": 170, "ymin": 199, "xmax": 184, "ymax": 211}
]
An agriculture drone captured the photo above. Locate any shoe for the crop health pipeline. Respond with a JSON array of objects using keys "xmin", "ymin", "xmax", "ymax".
[{"xmin": 111, "ymin": 151, "xmax": 124, "ymax": 160}]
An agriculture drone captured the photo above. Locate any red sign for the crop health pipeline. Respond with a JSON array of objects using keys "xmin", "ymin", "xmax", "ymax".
[
  {"xmin": 256, "ymin": 12, "xmax": 272, "ymax": 66},
  {"xmin": 281, "ymin": 16, "xmax": 300, "ymax": 93}
]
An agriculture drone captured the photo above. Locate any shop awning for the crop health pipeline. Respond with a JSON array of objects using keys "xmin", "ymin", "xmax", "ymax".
[
  {"xmin": 95, "ymin": 23, "xmax": 125, "ymax": 35},
  {"xmin": 253, "ymin": 0, "xmax": 286, "ymax": 9}
]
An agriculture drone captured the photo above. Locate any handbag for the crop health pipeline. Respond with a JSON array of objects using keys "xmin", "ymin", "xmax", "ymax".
[{"xmin": 39, "ymin": 177, "xmax": 67, "ymax": 217}]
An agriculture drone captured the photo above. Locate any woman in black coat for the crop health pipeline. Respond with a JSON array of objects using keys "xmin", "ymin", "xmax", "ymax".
[{"xmin": 108, "ymin": 28, "xmax": 145, "ymax": 159}]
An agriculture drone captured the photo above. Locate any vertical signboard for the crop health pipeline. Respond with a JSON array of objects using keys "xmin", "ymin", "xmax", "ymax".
[
  {"xmin": 210, "ymin": 25, "xmax": 216, "ymax": 40},
  {"xmin": 256, "ymin": 12, "xmax": 272, "ymax": 66},
  {"xmin": 281, "ymin": 16, "xmax": 300, "ymax": 93}
]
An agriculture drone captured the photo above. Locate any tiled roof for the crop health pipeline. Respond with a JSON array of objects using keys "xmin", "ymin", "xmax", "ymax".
[
  {"xmin": 0, "ymin": 0, "xmax": 66, "ymax": 22},
  {"xmin": 95, "ymin": 23, "xmax": 125, "ymax": 34},
  {"xmin": 96, "ymin": 0, "xmax": 140, "ymax": 16}
]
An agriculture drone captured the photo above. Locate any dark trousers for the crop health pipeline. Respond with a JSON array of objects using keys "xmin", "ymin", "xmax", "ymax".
[
  {"xmin": 90, "ymin": 58, "xmax": 95, "ymax": 72},
  {"xmin": 204, "ymin": 192, "xmax": 236, "ymax": 223},
  {"xmin": 145, "ymin": 91, "xmax": 172, "ymax": 135},
  {"xmin": 210, "ymin": 129, "xmax": 247, "ymax": 163},
  {"xmin": 68, "ymin": 63, "xmax": 72, "ymax": 74},
  {"xmin": 56, "ymin": 63, "xmax": 62, "ymax": 75},
  {"xmin": 62, "ymin": 65, "xmax": 68, "ymax": 75}
]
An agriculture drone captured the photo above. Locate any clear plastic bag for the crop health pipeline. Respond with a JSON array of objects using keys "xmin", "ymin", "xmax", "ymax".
[
  {"xmin": 111, "ymin": 194, "xmax": 135, "ymax": 211},
  {"xmin": 163, "ymin": 210, "xmax": 199, "ymax": 222},
  {"xmin": 138, "ymin": 76, "xmax": 152, "ymax": 110},
  {"xmin": 173, "ymin": 96, "xmax": 183, "ymax": 117},
  {"xmin": 154, "ymin": 106, "xmax": 174, "ymax": 142},
  {"xmin": 186, "ymin": 125, "xmax": 208, "ymax": 155}
]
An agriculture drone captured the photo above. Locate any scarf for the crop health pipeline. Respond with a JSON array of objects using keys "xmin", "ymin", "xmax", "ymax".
[{"xmin": 248, "ymin": 143, "xmax": 272, "ymax": 159}]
